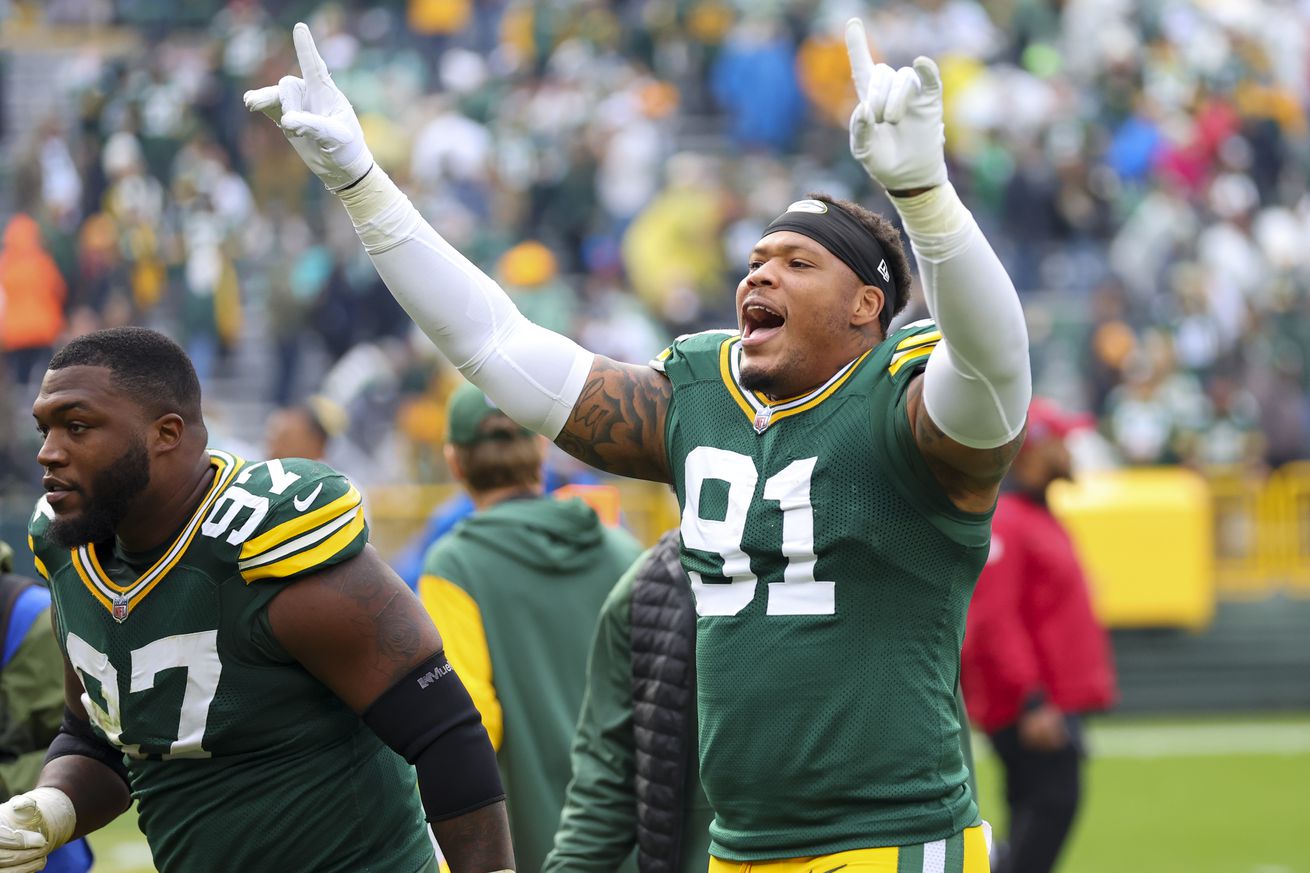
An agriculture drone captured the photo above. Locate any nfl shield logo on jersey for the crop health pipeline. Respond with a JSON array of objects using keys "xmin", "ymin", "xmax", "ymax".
[
  {"xmin": 112, "ymin": 597, "xmax": 129, "ymax": 623},
  {"xmin": 753, "ymin": 407, "xmax": 773, "ymax": 434}
]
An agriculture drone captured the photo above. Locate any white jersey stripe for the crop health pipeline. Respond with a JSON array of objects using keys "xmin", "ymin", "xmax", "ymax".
[
  {"xmin": 237, "ymin": 504, "xmax": 361, "ymax": 571},
  {"xmin": 922, "ymin": 838, "xmax": 946, "ymax": 873}
]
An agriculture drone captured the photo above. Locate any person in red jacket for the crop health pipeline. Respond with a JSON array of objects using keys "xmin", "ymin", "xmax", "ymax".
[{"xmin": 961, "ymin": 398, "xmax": 1117, "ymax": 873}]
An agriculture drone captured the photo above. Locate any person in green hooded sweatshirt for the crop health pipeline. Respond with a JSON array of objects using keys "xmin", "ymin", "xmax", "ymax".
[{"xmin": 418, "ymin": 383, "xmax": 643, "ymax": 873}]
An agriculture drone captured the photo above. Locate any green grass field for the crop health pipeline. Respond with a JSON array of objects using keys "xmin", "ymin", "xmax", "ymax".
[{"xmin": 88, "ymin": 713, "xmax": 1309, "ymax": 873}]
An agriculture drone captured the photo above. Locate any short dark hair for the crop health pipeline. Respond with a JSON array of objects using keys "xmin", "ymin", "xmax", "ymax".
[
  {"xmin": 48, "ymin": 327, "xmax": 203, "ymax": 423},
  {"xmin": 807, "ymin": 192, "xmax": 913, "ymax": 332},
  {"xmin": 451, "ymin": 414, "xmax": 544, "ymax": 492}
]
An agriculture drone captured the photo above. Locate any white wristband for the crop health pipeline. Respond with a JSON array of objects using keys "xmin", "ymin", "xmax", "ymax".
[
  {"xmin": 25, "ymin": 787, "xmax": 76, "ymax": 850},
  {"xmin": 336, "ymin": 167, "xmax": 423, "ymax": 254},
  {"xmin": 889, "ymin": 182, "xmax": 972, "ymax": 260}
]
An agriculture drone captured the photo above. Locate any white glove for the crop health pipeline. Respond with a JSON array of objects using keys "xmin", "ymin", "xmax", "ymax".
[
  {"xmin": 243, "ymin": 22, "xmax": 374, "ymax": 191},
  {"xmin": 0, "ymin": 788, "xmax": 75, "ymax": 873},
  {"xmin": 845, "ymin": 18, "xmax": 947, "ymax": 193}
]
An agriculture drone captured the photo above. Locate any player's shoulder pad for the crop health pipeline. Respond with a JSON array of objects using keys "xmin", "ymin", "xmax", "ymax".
[
  {"xmin": 649, "ymin": 329, "xmax": 738, "ymax": 380},
  {"xmin": 214, "ymin": 457, "xmax": 367, "ymax": 584},
  {"xmin": 27, "ymin": 496, "xmax": 59, "ymax": 581},
  {"xmin": 882, "ymin": 318, "xmax": 941, "ymax": 382}
]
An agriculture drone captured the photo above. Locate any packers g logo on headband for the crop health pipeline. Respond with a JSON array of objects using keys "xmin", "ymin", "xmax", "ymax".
[{"xmin": 785, "ymin": 199, "xmax": 829, "ymax": 214}]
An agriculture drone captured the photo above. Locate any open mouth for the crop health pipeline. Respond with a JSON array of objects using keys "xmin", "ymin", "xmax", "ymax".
[{"xmin": 741, "ymin": 300, "xmax": 785, "ymax": 347}]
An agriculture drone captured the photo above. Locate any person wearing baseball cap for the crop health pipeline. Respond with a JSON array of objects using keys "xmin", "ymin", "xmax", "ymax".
[
  {"xmin": 960, "ymin": 399, "xmax": 1118, "ymax": 873},
  {"xmin": 417, "ymin": 383, "xmax": 643, "ymax": 872},
  {"xmin": 443, "ymin": 383, "xmax": 535, "ymax": 456}
]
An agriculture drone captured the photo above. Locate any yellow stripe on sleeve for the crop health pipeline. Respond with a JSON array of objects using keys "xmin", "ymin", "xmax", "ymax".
[
  {"xmin": 240, "ymin": 485, "xmax": 361, "ymax": 560},
  {"xmin": 895, "ymin": 329, "xmax": 941, "ymax": 351},
  {"xmin": 26, "ymin": 536, "xmax": 48, "ymax": 580},
  {"xmin": 417, "ymin": 575, "xmax": 504, "ymax": 750},
  {"xmin": 888, "ymin": 342, "xmax": 937, "ymax": 376},
  {"xmin": 240, "ymin": 509, "xmax": 365, "ymax": 582}
]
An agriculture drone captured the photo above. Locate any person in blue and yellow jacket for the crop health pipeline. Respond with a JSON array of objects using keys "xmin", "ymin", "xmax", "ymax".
[{"xmin": 0, "ymin": 540, "xmax": 91, "ymax": 873}]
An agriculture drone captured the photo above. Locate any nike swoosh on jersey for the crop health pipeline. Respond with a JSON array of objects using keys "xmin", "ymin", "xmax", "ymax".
[{"xmin": 292, "ymin": 483, "xmax": 324, "ymax": 512}]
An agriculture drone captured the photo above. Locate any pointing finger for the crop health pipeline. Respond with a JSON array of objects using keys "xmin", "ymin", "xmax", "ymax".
[
  {"xmin": 883, "ymin": 66, "xmax": 920, "ymax": 124},
  {"xmin": 293, "ymin": 22, "xmax": 332, "ymax": 89},
  {"xmin": 844, "ymin": 18, "xmax": 875, "ymax": 105}
]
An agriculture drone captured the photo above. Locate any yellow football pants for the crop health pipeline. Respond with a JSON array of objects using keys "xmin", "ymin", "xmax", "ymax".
[{"xmin": 707, "ymin": 823, "xmax": 990, "ymax": 873}]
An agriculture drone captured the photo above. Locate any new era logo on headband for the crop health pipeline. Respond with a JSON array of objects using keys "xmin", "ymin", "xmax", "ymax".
[
  {"xmin": 785, "ymin": 199, "xmax": 829, "ymax": 214},
  {"xmin": 878, "ymin": 259, "xmax": 890, "ymax": 283}
]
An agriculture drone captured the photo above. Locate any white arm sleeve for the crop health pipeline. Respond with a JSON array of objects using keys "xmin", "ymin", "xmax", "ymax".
[
  {"xmin": 891, "ymin": 183, "xmax": 1031, "ymax": 449},
  {"xmin": 334, "ymin": 168, "xmax": 594, "ymax": 439}
]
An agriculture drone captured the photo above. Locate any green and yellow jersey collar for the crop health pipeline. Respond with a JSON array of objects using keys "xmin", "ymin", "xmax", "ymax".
[
  {"xmin": 718, "ymin": 335, "xmax": 872, "ymax": 434},
  {"xmin": 72, "ymin": 449, "xmax": 243, "ymax": 623}
]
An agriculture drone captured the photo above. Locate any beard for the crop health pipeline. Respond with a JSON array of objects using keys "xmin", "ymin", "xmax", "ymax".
[
  {"xmin": 47, "ymin": 439, "xmax": 152, "ymax": 549},
  {"xmin": 739, "ymin": 363, "xmax": 781, "ymax": 397}
]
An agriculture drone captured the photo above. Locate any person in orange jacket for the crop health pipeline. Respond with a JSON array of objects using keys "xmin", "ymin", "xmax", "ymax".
[{"xmin": 0, "ymin": 214, "xmax": 67, "ymax": 385}]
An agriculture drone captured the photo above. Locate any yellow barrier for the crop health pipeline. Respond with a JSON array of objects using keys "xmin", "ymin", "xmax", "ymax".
[
  {"xmin": 1272, "ymin": 462, "xmax": 1310, "ymax": 594},
  {"xmin": 1048, "ymin": 468, "xmax": 1215, "ymax": 630},
  {"xmin": 365, "ymin": 480, "xmax": 681, "ymax": 561},
  {"xmin": 366, "ymin": 483, "xmax": 459, "ymax": 561},
  {"xmin": 1205, "ymin": 467, "xmax": 1283, "ymax": 598}
]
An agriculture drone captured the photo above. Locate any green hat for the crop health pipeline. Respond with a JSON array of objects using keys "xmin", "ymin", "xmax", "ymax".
[
  {"xmin": 0, "ymin": 540, "xmax": 13, "ymax": 574},
  {"xmin": 446, "ymin": 383, "xmax": 533, "ymax": 446}
]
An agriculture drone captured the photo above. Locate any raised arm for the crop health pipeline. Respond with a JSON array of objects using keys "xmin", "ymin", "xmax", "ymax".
[
  {"xmin": 268, "ymin": 545, "xmax": 514, "ymax": 873},
  {"xmin": 245, "ymin": 24, "xmax": 671, "ymax": 484},
  {"xmin": 845, "ymin": 20, "xmax": 1031, "ymax": 510}
]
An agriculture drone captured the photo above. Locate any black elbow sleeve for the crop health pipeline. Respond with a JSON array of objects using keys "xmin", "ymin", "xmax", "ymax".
[
  {"xmin": 45, "ymin": 706, "xmax": 131, "ymax": 790},
  {"xmin": 363, "ymin": 651, "xmax": 504, "ymax": 821}
]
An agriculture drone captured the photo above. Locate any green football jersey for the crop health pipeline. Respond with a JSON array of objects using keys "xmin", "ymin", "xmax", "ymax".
[
  {"xmin": 29, "ymin": 451, "xmax": 436, "ymax": 873},
  {"xmin": 653, "ymin": 322, "xmax": 990, "ymax": 861}
]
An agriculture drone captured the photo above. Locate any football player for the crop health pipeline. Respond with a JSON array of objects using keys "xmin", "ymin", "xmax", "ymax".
[
  {"xmin": 0, "ymin": 328, "xmax": 514, "ymax": 873},
  {"xmin": 248, "ymin": 19, "xmax": 1030, "ymax": 873}
]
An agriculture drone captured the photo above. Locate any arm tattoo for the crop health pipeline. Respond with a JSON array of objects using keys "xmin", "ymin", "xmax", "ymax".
[
  {"xmin": 337, "ymin": 565, "xmax": 426, "ymax": 683},
  {"xmin": 372, "ymin": 592, "xmax": 425, "ymax": 675},
  {"xmin": 554, "ymin": 357, "xmax": 673, "ymax": 483}
]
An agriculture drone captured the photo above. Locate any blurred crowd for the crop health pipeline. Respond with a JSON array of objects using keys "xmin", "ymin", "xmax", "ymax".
[{"xmin": 2, "ymin": 0, "xmax": 1309, "ymax": 492}]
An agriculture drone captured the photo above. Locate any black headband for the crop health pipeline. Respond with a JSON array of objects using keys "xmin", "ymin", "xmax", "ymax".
[{"xmin": 763, "ymin": 199, "xmax": 896, "ymax": 318}]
